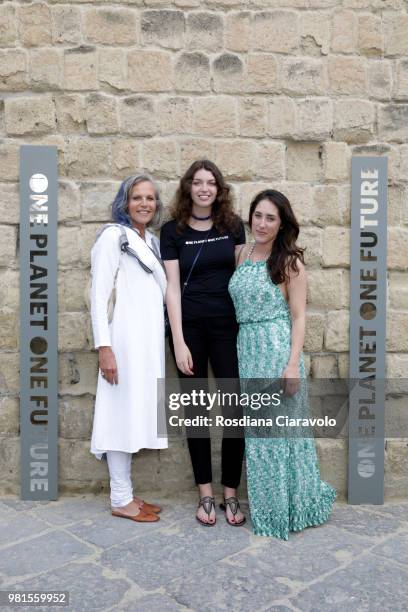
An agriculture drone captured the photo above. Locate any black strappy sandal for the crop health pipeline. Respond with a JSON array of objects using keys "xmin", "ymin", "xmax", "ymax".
[
  {"xmin": 220, "ymin": 496, "xmax": 246, "ymax": 527},
  {"xmin": 196, "ymin": 496, "xmax": 216, "ymax": 527}
]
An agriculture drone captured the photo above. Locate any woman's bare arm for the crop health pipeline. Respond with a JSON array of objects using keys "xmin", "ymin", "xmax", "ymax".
[{"xmin": 282, "ymin": 260, "xmax": 307, "ymax": 395}]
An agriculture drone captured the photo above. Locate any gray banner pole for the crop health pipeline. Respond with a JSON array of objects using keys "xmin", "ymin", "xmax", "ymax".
[
  {"xmin": 348, "ymin": 156, "xmax": 387, "ymax": 504},
  {"xmin": 20, "ymin": 146, "xmax": 58, "ymax": 500}
]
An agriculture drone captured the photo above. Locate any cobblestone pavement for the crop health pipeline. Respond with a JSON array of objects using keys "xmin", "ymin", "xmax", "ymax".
[{"xmin": 0, "ymin": 495, "xmax": 407, "ymax": 611}]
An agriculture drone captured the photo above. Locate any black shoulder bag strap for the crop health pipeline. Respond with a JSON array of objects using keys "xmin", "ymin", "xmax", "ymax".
[{"xmin": 182, "ymin": 227, "xmax": 212, "ymax": 297}]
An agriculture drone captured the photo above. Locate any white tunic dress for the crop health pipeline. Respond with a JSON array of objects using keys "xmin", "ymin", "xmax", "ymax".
[{"xmin": 90, "ymin": 225, "xmax": 168, "ymax": 458}]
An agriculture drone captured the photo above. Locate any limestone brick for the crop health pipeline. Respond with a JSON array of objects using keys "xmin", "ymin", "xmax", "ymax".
[
  {"xmin": 0, "ymin": 50, "xmax": 27, "ymax": 92},
  {"xmin": 239, "ymin": 181, "xmax": 270, "ymax": 219},
  {"xmin": 174, "ymin": 52, "xmax": 210, "ymax": 93},
  {"xmin": 59, "ymin": 396, "xmax": 94, "ymax": 440},
  {"xmin": 304, "ymin": 311, "xmax": 324, "ymax": 352},
  {"xmin": 334, "ymin": 99, "xmax": 374, "ymax": 143},
  {"xmin": 119, "ymin": 96, "xmax": 158, "ymax": 136},
  {"xmin": 0, "ymin": 269, "xmax": 18, "ymax": 312},
  {"xmin": 253, "ymin": 142, "xmax": 285, "ymax": 180},
  {"xmin": 268, "ymin": 97, "xmax": 296, "ymax": 139},
  {"xmin": 387, "ymin": 353, "xmax": 408, "ymax": 378},
  {"xmin": 323, "ymin": 142, "xmax": 350, "ymax": 182},
  {"xmin": 325, "ymin": 310, "xmax": 349, "ymax": 352},
  {"xmin": 287, "ymin": 143, "xmax": 322, "ymax": 182},
  {"xmin": 55, "ymin": 94, "xmax": 86, "ymax": 133},
  {"xmin": 19, "ymin": 2, "xmax": 51, "ymax": 47},
  {"xmin": 59, "ymin": 269, "xmax": 92, "ymax": 314},
  {"xmin": 179, "ymin": 139, "xmax": 215, "ymax": 172},
  {"xmin": 281, "ymin": 57, "xmax": 327, "ymax": 95},
  {"xmin": 84, "ymin": 8, "xmax": 138, "ymax": 45},
  {"xmin": 331, "ymin": 10, "xmax": 357, "ymax": 54},
  {"xmin": 86, "ymin": 94, "xmax": 118, "ymax": 135},
  {"xmin": 5, "ymin": 95, "xmax": 56, "ymax": 136},
  {"xmin": 141, "ymin": 10, "xmax": 185, "ymax": 49},
  {"xmin": 193, "ymin": 96, "xmax": 237, "ymax": 137},
  {"xmin": 186, "ymin": 12, "xmax": 223, "ymax": 51},
  {"xmin": 65, "ymin": 138, "xmax": 111, "ymax": 179},
  {"xmin": 394, "ymin": 60, "xmax": 408, "ymax": 101},
  {"xmin": 79, "ymin": 223, "xmax": 101, "ymax": 266},
  {"xmin": 52, "ymin": 6, "xmax": 82, "ymax": 45},
  {"xmin": 128, "ymin": 50, "xmax": 173, "ymax": 92},
  {"xmin": 58, "ymin": 225, "xmax": 81, "ymax": 266},
  {"xmin": 398, "ymin": 144, "xmax": 408, "ymax": 183},
  {"xmin": 80, "ymin": 182, "xmax": 120, "ymax": 222},
  {"xmin": 367, "ymin": 61, "xmax": 392, "ymax": 101},
  {"xmin": 358, "ymin": 14, "xmax": 383, "ymax": 56},
  {"xmin": 0, "ymin": 3, "xmax": 17, "ymax": 47},
  {"xmin": 253, "ymin": 11, "xmax": 299, "ymax": 54},
  {"xmin": 387, "ymin": 228, "xmax": 408, "ymax": 271},
  {"xmin": 29, "ymin": 49, "xmax": 62, "ymax": 91},
  {"xmin": 296, "ymin": 98, "xmax": 332, "ymax": 141},
  {"xmin": 307, "ymin": 269, "xmax": 348, "ymax": 310},
  {"xmin": 142, "ymin": 139, "xmax": 178, "ymax": 179},
  {"xmin": 98, "ymin": 49, "xmax": 127, "ymax": 91},
  {"xmin": 59, "ymin": 313, "xmax": 89, "ymax": 351},
  {"xmin": 387, "ymin": 183, "xmax": 407, "ymax": 226},
  {"xmin": 316, "ymin": 439, "xmax": 347, "ymax": 499},
  {"xmin": 225, "ymin": 12, "xmax": 251, "ymax": 53},
  {"xmin": 0, "ymin": 140, "xmax": 19, "ymax": 181},
  {"xmin": 0, "ymin": 311, "xmax": 18, "ymax": 350},
  {"xmin": 389, "ymin": 272, "xmax": 408, "ymax": 310},
  {"xmin": 213, "ymin": 54, "xmax": 244, "ymax": 94},
  {"xmin": 239, "ymin": 98, "xmax": 267, "ymax": 138},
  {"xmin": 159, "ymin": 97, "xmax": 193, "ymax": 135},
  {"xmin": 328, "ymin": 56, "xmax": 367, "ymax": 95},
  {"xmin": 64, "ymin": 47, "xmax": 98, "ymax": 92},
  {"xmin": 215, "ymin": 140, "xmax": 255, "ymax": 181},
  {"xmin": 58, "ymin": 351, "xmax": 97, "ymax": 396},
  {"xmin": 0, "ymin": 182, "xmax": 19, "ymax": 224},
  {"xmin": 300, "ymin": 11, "xmax": 330, "ymax": 56},
  {"xmin": 0, "ymin": 397, "xmax": 18, "ymax": 436},
  {"xmin": 246, "ymin": 54, "xmax": 278, "ymax": 94},
  {"xmin": 58, "ymin": 181, "xmax": 81, "ymax": 222},
  {"xmin": 0, "ymin": 353, "xmax": 19, "ymax": 394},
  {"xmin": 313, "ymin": 185, "xmax": 344, "ymax": 226},
  {"xmin": 111, "ymin": 139, "xmax": 141, "ymax": 179},
  {"xmin": 384, "ymin": 13, "xmax": 408, "ymax": 56},
  {"xmin": 311, "ymin": 355, "xmax": 338, "ymax": 379},
  {"xmin": 378, "ymin": 104, "xmax": 408, "ymax": 142},
  {"xmin": 298, "ymin": 227, "xmax": 323, "ymax": 268},
  {"xmin": 387, "ymin": 311, "xmax": 408, "ymax": 352},
  {"xmin": 323, "ymin": 227, "xmax": 350, "ymax": 267}
]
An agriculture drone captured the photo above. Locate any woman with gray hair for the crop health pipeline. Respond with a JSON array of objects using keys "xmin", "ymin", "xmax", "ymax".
[{"xmin": 90, "ymin": 174, "xmax": 167, "ymax": 522}]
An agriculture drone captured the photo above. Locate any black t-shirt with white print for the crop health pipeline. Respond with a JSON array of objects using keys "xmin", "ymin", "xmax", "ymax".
[{"xmin": 160, "ymin": 219, "xmax": 246, "ymax": 320}]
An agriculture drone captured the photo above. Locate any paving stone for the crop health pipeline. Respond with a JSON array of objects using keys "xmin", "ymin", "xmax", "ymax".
[
  {"xmin": 101, "ymin": 515, "xmax": 251, "ymax": 589},
  {"xmin": 0, "ymin": 514, "xmax": 49, "ymax": 547},
  {"xmin": 29, "ymin": 496, "xmax": 107, "ymax": 526},
  {"xmin": 11, "ymin": 562, "xmax": 129, "ymax": 611},
  {"xmin": 290, "ymin": 554, "xmax": 408, "ymax": 611},
  {"xmin": 328, "ymin": 504, "xmax": 402, "ymax": 539},
  {"xmin": 0, "ymin": 498, "xmax": 51, "ymax": 512},
  {"xmin": 232, "ymin": 524, "xmax": 369, "ymax": 584},
  {"xmin": 119, "ymin": 593, "xmax": 184, "ymax": 612},
  {"xmin": 0, "ymin": 531, "xmax": 94, "ymax": 577},
  {"xmin": 67, "ymin": 511, "xmax": 164, "ymax": 549},
  {"xmin": 167, "ymin": 559, "xmax": 291, "ymax": 611},
  {"xmin": 370, "ymin": 503, "xmax": 408, "ymax": 522},
  {"xmin": 372, "ymin": 533, "xmax": 408, "ymax": 566}
]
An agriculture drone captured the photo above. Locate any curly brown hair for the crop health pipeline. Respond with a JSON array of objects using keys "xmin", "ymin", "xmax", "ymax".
[
  {"xmin": 170, "ymin": 160, "xmax": 241, "ymax": 235},
  {"xmin": 248, "ymin": 190, "xmax": 305, "ymax": 285}
]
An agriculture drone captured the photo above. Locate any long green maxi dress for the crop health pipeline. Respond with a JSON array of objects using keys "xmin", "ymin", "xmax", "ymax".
[{"xmin": 229, "ymin": 259, "xmax": 336, "ymax": 539}]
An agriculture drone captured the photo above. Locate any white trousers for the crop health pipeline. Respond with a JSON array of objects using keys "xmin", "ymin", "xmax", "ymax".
[{"xmin": 106, "ymin": 451, "xmax": 133, "ymax": 507}]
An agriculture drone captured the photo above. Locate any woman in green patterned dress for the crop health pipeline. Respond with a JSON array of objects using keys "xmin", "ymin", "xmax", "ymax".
[{"xmin": 228, "ymin": 190, "xmax": 335, "ymax": 539}]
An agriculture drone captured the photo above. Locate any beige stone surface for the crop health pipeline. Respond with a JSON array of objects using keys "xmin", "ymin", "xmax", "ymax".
[
  {"xmin": 388, "ymin": 272, "xmax": 408, "ymax": 310},
  {"xmin": 268, "ymin": 97, "xmax": 297, "ymax": 138},
  {"xmin": 0, "ymin": 140, "xmax": 19, "ymax": 181},
  {"xmin": 159, "ymin": 97, "xmax": 194, "ymax": 135},
  {"xmin": 193, "ymin": 96, "xmax": 237, "ymax": 137},
  {"xmin": 304, "ymin": 311, "xmax": 324, "ymax": 352},
  {"xmin": 64, "ymin": 47, "xmax": 99, "ymax": 91},
  {"xmin": 213, "ymin": 53, "xmax": 244, "ymax": 94},
  {"xmin": 358, "ymin": 14, "xmax": 384, "ymax": 56},
  {"xmin": 384, "ymin": 13, "xmax": 408, "ymax": 56},
  {"xmin": 0, "ymin": 50, "xmax": 27, "ymax": 92},
  {"xmin": 334, "ymin": 99, "xmax": 375, "ymax": 143},
  {"xmin": 65, "ymin": 138, "xmax": 110, "ymax": 179},
  {"xmin": 0, "ymin": 396, "xmax": 19, "ymax": 436},
  {"xmin": 19, "ymin": 2, "xmax": 52, "ymax": 47},
  {"xmin": 174, "ymin": 52, "xmax": 210, "ymax": 92},
  {"xmin": 0, "ymin": 269, "xmax": 19, "ymax": 312},
  {"xmin": 331, "ymin": 10, "xmax": 357, "ymax": 54},
  {"xmin": 30, "ymin": 49, "xmax": 62, "ymax": 91},
  {"xmin": 287, "ymin": 143, "xmax": 322, "ymax": 182},
  {"xmin": 307, "ymin": 269, "xmax": 349, "ymax": 309},
  {"xmin": 84, "ymin": 8, "xmax": 138, "ymax": 45},
  {"xmin": 328, "ymin": 56, "xmax": 367, "ymax": 95},
  {"xmin": 98, "ymin": 48, "xmax": 127, "ymax": 91},
  {"xmin": 111, "ymin": 139, "xmax": 141, "ymax": 179},
  {"xmin": 119, "ymin": 96, "xmax": 158, "ymax": 136},
  {"xmin": 186, "ymin": 12, "xmax": 223, "ymax": 51},
  {"xmin": 296, "ymin": 98, "xmax": 333, "ymax": 141},
  {"xmin": 128, "ymin": 50, "xmax": 173, "ymax": 92},
  {"xmin": 387, "ymin": 228, "xmax": 408, "ymax": 270},
  {"xmin": 300, "ymin": 11, "xmax": 330, "ymax": 56},
  {"xmin": 325, "ymin": 310, "xmax": 349, "ymax": 352},
  {"xmin": 253, "ymin": 11, "xmax": 299, "ymax": 53},
  {"xmin": 298, "ymin": 226, "xmax": 323, "ymax": 268},
  {"xmin": 0, "ymin": 3, "xmax": 17, "ymax": 48},
  {"xmin": 141, "ymin": 9, "xmax": 184, "ymax": 49},
  {"xmin": 55, "ymin": 95, "xmax": 86, "ymax": 133},
  {"xmin": 215, "ymin": 140, "xmax": 255, "ymax": 181},
  {"xmin": 239, "ymin": 97, "xmax": 267, "ymax": 137},
  {"xmin": 225, "ymin": 11, "xmax": 251, "ymax": 52},
  {"xmin": 323, "ymin": 227, "xmax": 350, "ymax": 267},
  {"xmin": 52, "ymin": 5, "xmax": 82, "ymax": 45},
  {"xmin": 179, "ymin": 138, "xmax": 214, "ymax": 172},
  {"xmin": 281, "ymin": 57, "xmax": 328, "ymax": 95},
  {"xmin": 246, "ymin": 54, "xmax": 278, "ymax": 93},
  {"xmin": 86, "ymin": 94, "xmax": 119, "ymax": 135},
  {"xmin": 142, "ymin": 139, "xmax": 178, "ymax": 179},
  {"xmin": 0, "ymin": 182, "xmax": 19, "ymax": 224}
]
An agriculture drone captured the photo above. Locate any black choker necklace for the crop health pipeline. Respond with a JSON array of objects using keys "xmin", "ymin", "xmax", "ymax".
[{"xmin": 192, "ymin": 213, "xmax": 212, "ymax": 221}]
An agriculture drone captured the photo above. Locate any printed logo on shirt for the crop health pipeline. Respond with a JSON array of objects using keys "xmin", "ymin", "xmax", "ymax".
[{"xmin": 185, "ymin": 235, "xmax": 229, "ymax": 245}]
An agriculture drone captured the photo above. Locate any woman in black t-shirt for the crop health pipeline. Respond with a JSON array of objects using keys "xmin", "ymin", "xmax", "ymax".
[{"xmin": 161, "ymin": 160, "xmax": 246, "ymax": 527}]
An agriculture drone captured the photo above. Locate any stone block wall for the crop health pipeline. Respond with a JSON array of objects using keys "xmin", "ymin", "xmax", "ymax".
[{"xmin": 0, "ymin": 0, "xmax": 407, "ymax": 498}]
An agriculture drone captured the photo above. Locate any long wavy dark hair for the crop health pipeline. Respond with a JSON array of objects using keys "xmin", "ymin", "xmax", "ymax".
[
  {"xmin": 170, "ymin": 160, "xmax": 241, "ymax": 235},
  {"xmin": 248, "ymin": 190, "xmax": 305, "ymax": 285}
]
